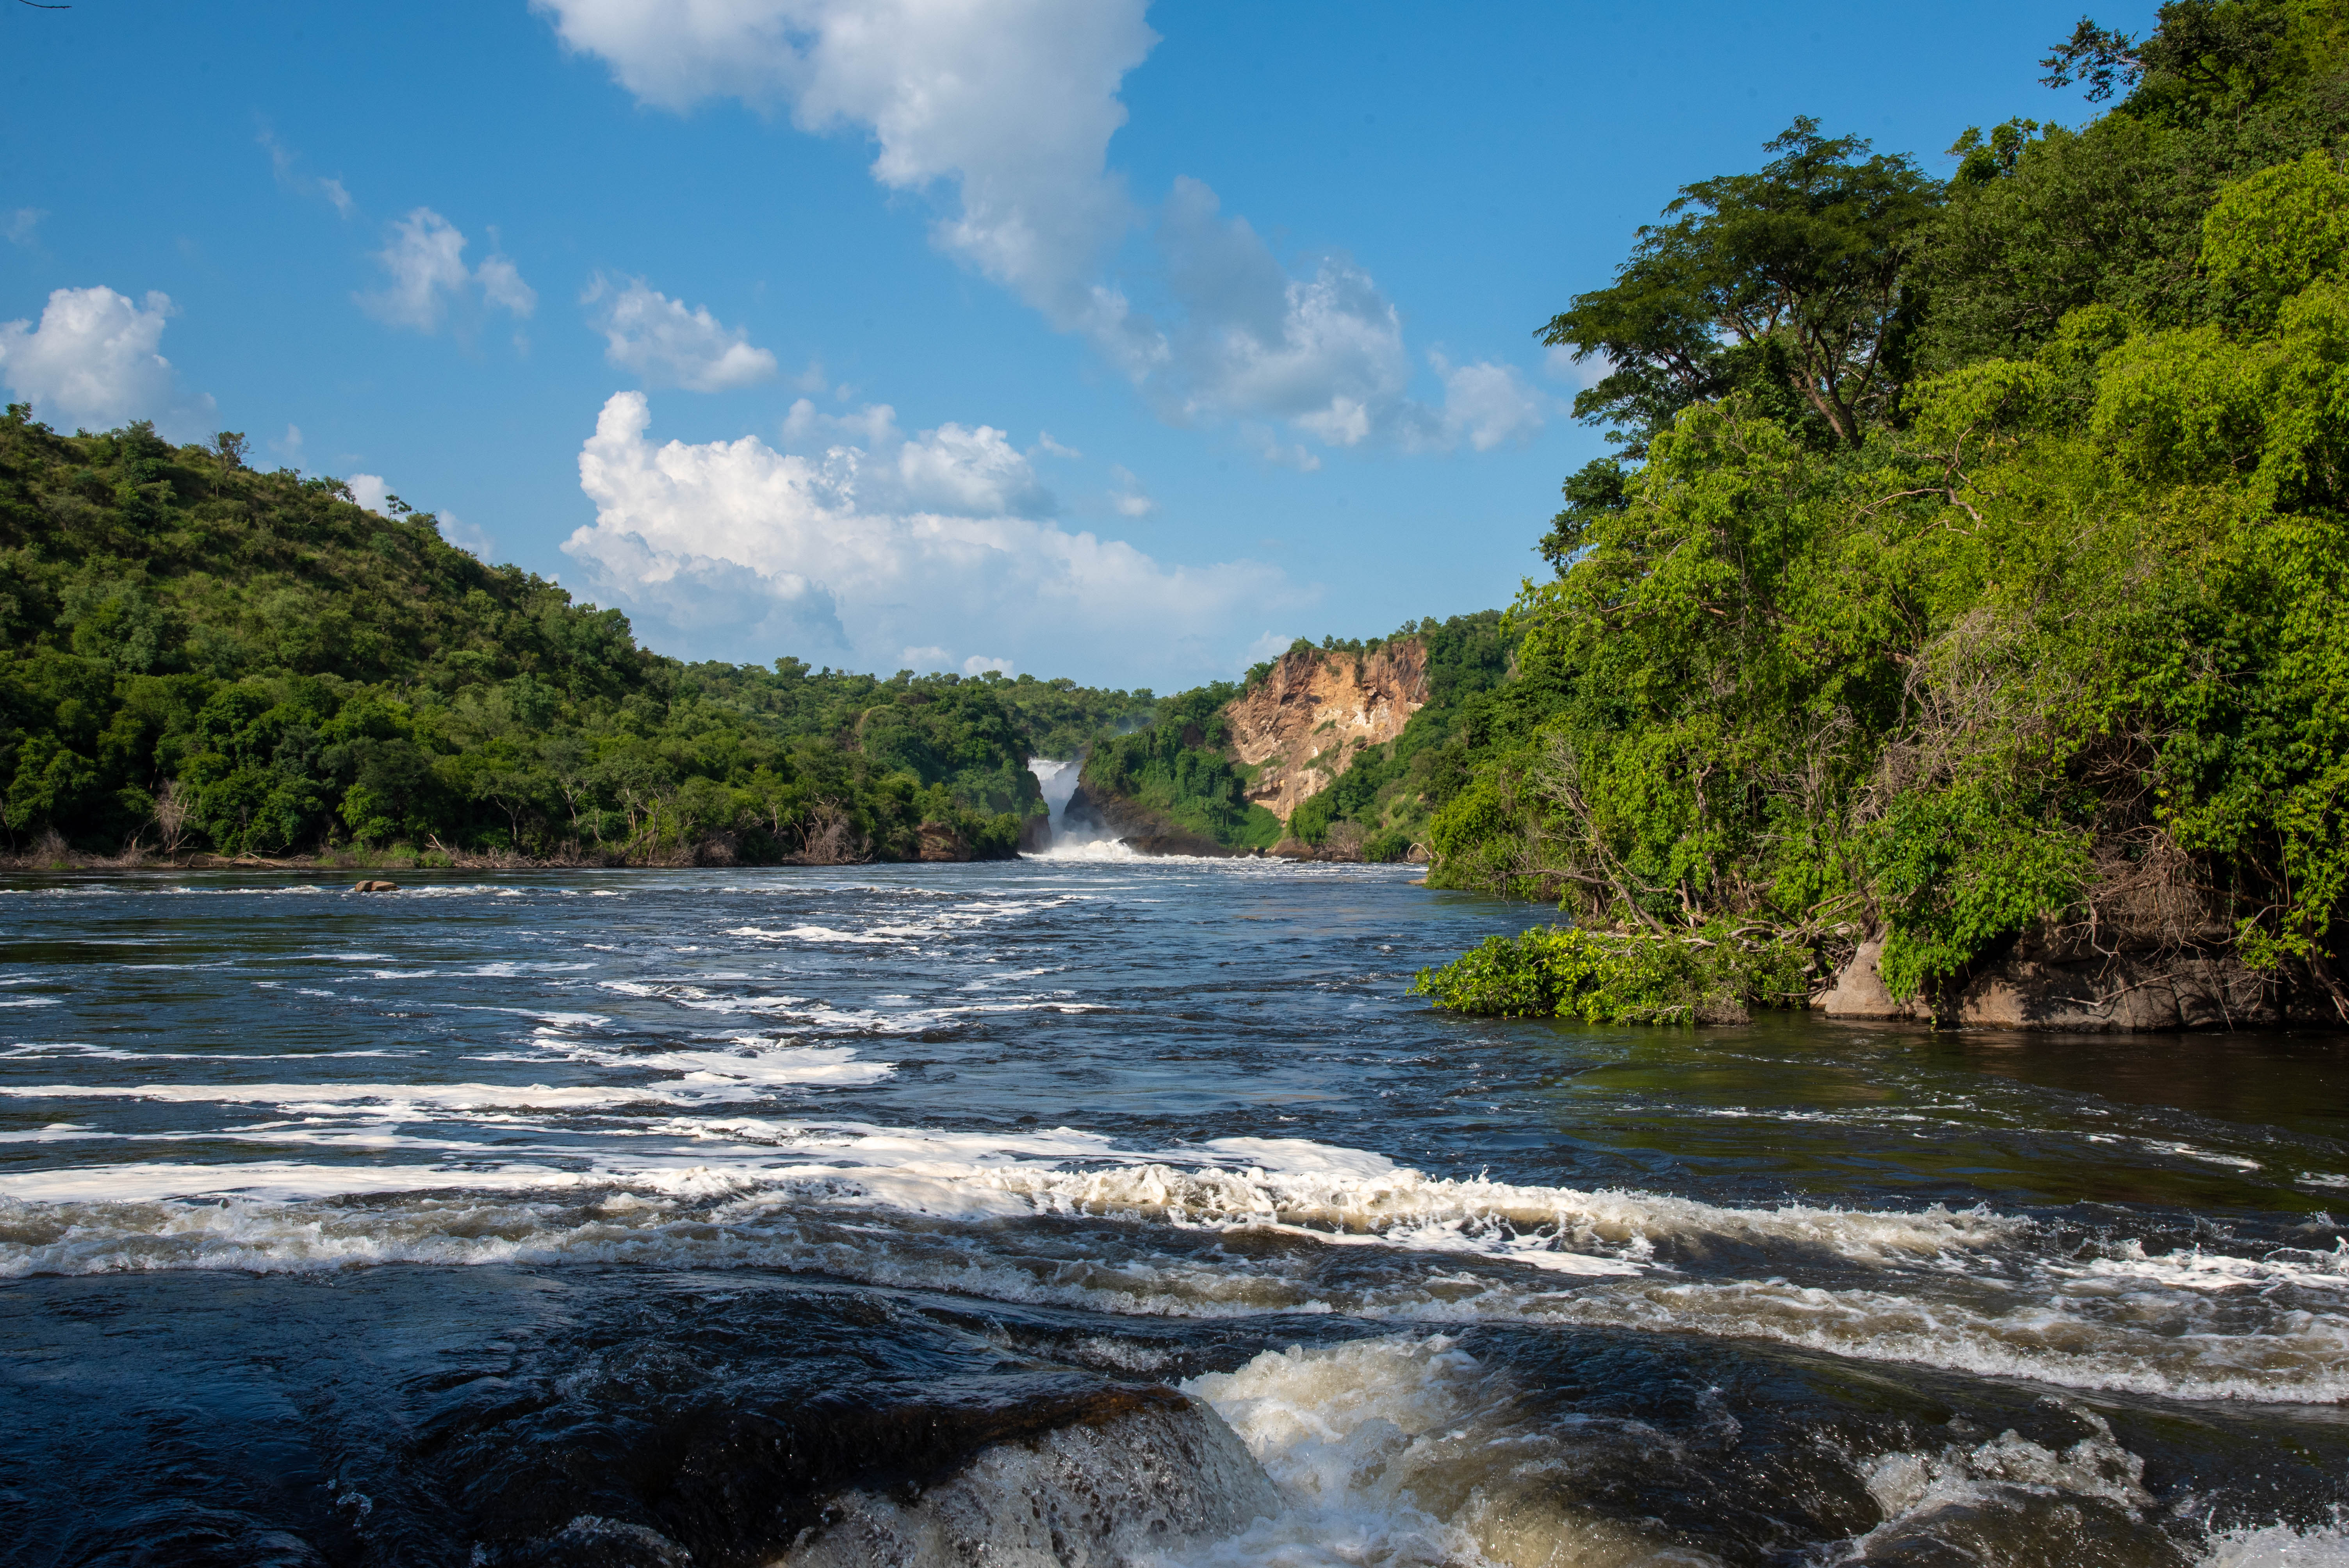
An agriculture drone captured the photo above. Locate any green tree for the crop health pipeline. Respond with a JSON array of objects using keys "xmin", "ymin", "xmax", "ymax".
[{"xmin": 1541, "ymin": 118, "xmax": 1941, "ymax": 453}]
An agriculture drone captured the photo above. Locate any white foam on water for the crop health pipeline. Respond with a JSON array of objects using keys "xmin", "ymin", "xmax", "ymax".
[
  {"xmin": 1170, "ymin": 1335, "xmax": 1715, "ymax": 1568},
  {"xmin": 0, "ymin": 1123, "xmax": 97, "ymax": 1143},
  {"xmin": 728, "ymin": 924, "xmax": 909, "ymax": 945},
  {"xmin": 1028, "ymin": 838, "xmax": 1150, "ymax": 862},
  {"xmin": 2201, "ymin": 1516, "xmax": 2349, "ymax": 1568},
  {"xmin": 1, "ymin": 1104, "xmax": 2343, "ymax": 1401}
]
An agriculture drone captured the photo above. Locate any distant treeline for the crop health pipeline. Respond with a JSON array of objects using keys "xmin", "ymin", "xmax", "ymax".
[{"xmin": 0, "ymin": 411, "xmax": 1154, "ymax": 864}]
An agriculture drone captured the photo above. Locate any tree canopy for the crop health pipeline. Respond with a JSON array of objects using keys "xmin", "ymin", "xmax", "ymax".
[
  {"xmin": 0, "ymin": 409, "xmax": 1154, "ymax": 866},
  {"xmin": 1426, "ymin": 0, "xmax": 2349, "ymax": 1021}
]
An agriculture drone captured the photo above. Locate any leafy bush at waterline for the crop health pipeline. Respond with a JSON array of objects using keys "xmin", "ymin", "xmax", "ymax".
[{"xmin": 1411, "ymin": 925, "xmax": 1810, "ymax": 1026}]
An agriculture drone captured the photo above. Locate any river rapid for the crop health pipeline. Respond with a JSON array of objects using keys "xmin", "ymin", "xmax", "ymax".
[{"xmin": 4, "ymin": 855, "xmax": 2347, "ymax": 1567}]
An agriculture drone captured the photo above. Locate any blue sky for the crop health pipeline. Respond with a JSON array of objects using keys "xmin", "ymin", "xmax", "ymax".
[{"xmin": 2, "ymin": 1, "xmax": 2147, "ymax": 690}]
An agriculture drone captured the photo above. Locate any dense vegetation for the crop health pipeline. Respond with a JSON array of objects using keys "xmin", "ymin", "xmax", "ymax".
[
  {"xmin": 1077, "ymin": 681, "xmax": 1284, "ymax": 849},
  {"xmin": 1283, "ymin": 611, "xmax": 1520, "ymax": 859},
  {"xmin": 1410, "ymin": 924, "xmax": 1809, "ymax": 1026},
  {"xmin": 0, "ymin": 411, "xmax": 1155, "ymax": 865},
  {"xmin": 1421, "ymin": 0, "xmax": 2349, "ymax": 1021}
]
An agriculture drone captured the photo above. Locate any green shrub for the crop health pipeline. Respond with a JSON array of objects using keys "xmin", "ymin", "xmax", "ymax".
[{"xmin": 1411, "ymin": 923, "xmax": 1809, "ymax": 1026}]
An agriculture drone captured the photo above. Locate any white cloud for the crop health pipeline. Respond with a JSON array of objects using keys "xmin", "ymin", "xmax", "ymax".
[
  {"xmin": 273, "ymin": 423, "xmax": 304, "ymax": 463},
  {"xmin": 536, "ymin": 0, "xmax": 1153, "ymax": 328},
  {"xmin": 1243, "ymin": 426, "xmax": 1321, "ymax": 473},
  {"xmin": 5, "ymin": 209, "xmax": 44, "ymax": 248},
  {"xmin": 437, "ymin": 510, "xmax": 497, "ymax": 560},
  {"xmin": 585, "ymin": 276, "xmax": 779, "ymax": 392},
  {"xmin": 533, "ymin": 0, "xmax": 1542, "ymax": 461},
  {"xmin": 476, "ymin": 253, "xmax": 538, "ymax": 317},
  {"xmin": 780, "ymin": 397, "xmax": 1057, "ymax": 516},
  {"xmin": 358, "ymin": 208, "xmax": 536, "ymax": 333},
  {"xmin": 964, "ymin": 653, "xmax": 1013, "ymax": 675},
  {"xmin": 1147, "ymin": 179, "xmax": 1405, "ymax": 444},
  {"xmin": 347, "ymin": 474, "xmax": 392, "ymax": 514},
  {"xmin": 1035, "ymin": 431, "xmax": 1080, "ymax": 460},
  {"xmin": 0, "ymin": 286, "xmax": 215, "ymax": 436},
  {"xmin": 1108, "ymin": 463, "xmax": 1153, "ymax": 517},
  {"xmin": 1431, "ymin": 352, "xmax": 1548, "ymax": 452},
  {"xmin": 562, "ymin": 390, "xmax": 1301, "ymax": 679},
  {"xmin": 260, "ymin": 128, "xmax": 356, "ymax": 218},
  {"xmin": 1242, "ymin": 630, "xmax": 1295, "ymax": 666},
  {"xmin": 345, "ymin": 472, "xmax": 392, "ymax": 514}
]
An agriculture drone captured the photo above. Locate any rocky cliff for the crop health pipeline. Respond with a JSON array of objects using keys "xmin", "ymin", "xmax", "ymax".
[{"xmin": 1227, "ymin": 643, "xmax": 1429, "ymax": 825}]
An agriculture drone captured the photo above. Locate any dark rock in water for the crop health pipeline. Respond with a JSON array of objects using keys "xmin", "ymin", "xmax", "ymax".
[
  {"xmin": 1016, "ymin": 813, "xmax": 1052, "ymax": 854},
  {"xmin": 353, "ymin": 880, "xmax": 400, "ymax": 893}
]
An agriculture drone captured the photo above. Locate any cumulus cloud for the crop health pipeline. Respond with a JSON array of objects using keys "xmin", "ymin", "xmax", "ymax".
[
  {"xmin": 534, "ymin": 0, "xmax": 1541, "ymax": 461},
  {"xmin": 585, "ymin": 276, "xmax": 778, "ymax": 391},
  {"xmin": 1108, "ymin": 464, "xmax": 1153, "ymax": 518},
  {"xmin": 562, "ymin": 390, "xmax": 1300, "ymax": 679},
  {"xmin": 359, "ymin": 208, "xmax": 536, "ymax": 333},
  {"xmin": 346, "ymin": 473, "xmax": 393, "ymax": 515},
  {"xmin": 1430, "ymin": 352, "xmax": 1549, "ymax": 452},
  {"xmin": 0, "ymin": 285, "xmax": 215, "ymax": 436},
  {"xmin": 437, "ymin": 511, "xmax": 498, "ymax": 560},
  {"xmin": 536, "ymin": 0, "xmax": 1151, "ymax": 328}
]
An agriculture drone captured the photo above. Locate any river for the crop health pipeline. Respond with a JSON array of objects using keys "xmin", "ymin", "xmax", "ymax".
[{"xmin": 3, "ymin": 856, "xmax": 2345, "ymax": 1566}]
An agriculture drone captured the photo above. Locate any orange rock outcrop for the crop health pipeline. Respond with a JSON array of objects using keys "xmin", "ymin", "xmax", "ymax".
[{"xmin": 1226, "ymin": 641, "xmax": 1429, "ymax": 825}]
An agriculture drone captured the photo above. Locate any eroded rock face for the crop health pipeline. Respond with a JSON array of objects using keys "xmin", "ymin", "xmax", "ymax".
[
  {"xmin": 1813, "ymin": 934, "xmax": 2301, "ymax": 1031},
  {"xmin": 1227, "ymin": 644, "xmax": 1429, "ymax": 825}
]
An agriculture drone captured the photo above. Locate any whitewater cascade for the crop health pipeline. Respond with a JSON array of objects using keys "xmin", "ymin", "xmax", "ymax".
[{"xmin": 1024, "ymin": 756, "xmax": 1137, "ymax": 859}]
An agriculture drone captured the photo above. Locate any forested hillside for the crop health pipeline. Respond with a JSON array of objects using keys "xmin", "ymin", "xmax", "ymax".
[
  {"xmin": 0, "ymin": 410, "xmax": 1154, "ymax": 864},
  {"xmin": 1417, "ymin": 0, "xmax": 2349, "ymax": 1023}
]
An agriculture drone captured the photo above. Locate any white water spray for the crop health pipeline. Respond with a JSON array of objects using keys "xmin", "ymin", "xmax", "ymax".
[{"xmin": 1024, "ymin": 757, "xmax": 1137, "ymax": 858}]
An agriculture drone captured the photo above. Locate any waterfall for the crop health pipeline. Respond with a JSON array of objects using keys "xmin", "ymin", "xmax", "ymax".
[
  {"xmin": 1024, "ymin": 757, "xmax": 1136, "ymax": 858},
  {"xmin": 1025, "ymin": 757, "xmax": 1081, "ymax": 834}
]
